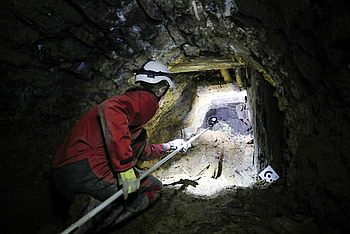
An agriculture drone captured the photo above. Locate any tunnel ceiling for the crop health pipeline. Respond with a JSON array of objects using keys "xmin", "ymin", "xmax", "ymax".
[{"xmin": 1, "ymin": 0, "xmax": 350, "ymax": 232}]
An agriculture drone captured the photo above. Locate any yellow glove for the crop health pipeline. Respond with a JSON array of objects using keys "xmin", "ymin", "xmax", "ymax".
[{"xmin": 118, "ymin": 168, "xmax": 140, "ymax": 200}]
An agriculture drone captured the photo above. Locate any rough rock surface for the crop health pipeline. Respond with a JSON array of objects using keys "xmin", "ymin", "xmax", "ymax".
[{"xmin": 1, "ymin": 0, "xmax": 350, "ymax": 233}]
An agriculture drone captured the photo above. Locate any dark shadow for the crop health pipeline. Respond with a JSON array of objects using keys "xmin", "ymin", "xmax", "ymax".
[{"xmin": 49, "ymin": 176, "xmax": 71, "ymax": 220}]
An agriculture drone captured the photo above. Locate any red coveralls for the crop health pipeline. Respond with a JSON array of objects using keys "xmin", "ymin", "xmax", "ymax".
[{"xmin": 51, "ymin": 89, "xmax": 167, "ymax": 228}]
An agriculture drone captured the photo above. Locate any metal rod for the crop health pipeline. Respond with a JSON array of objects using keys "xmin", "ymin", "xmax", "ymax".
[
  {"xmin": 60, "ymin": 128, "xmax": 209, "ymax": 234},
  {"xmin": 139, "ymin": 128, "xmax": 209, "ymax": 180}
]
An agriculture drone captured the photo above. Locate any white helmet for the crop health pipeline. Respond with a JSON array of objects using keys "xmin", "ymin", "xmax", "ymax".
[{"xmin": 135, "ymin": 60, "xmax": 176, "ymax": 89}]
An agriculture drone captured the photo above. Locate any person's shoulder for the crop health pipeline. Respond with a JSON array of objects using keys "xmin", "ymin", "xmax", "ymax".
[
  {"xmin": 125, "ymin": 87, "xmax": 153, "ymax": 98},
  {"xmin": 125, "ymin": 89, "xmax": 158, "ymax": 105}
]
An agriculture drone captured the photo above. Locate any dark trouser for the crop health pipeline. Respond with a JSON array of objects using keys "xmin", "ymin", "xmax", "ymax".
[
  {"xmin": 51, "ymin": 160, "xmax": 162, "ymax": 232},
  {"xmin": 50, "ymin": 129, "xmax": 163, "ymax": 232},
  {"xmin": 51, "ymin": 159, "xmax": 162, "ymax": 203}
]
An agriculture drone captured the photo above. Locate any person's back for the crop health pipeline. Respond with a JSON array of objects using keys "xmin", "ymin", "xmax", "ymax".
[{"xmin": 52, "ymin": 89, "xmax": 159, "ymax": 182}]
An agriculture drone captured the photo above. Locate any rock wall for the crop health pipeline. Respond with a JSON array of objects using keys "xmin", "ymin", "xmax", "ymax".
[
  {"xmin": 247, "ymin": 70, "xmax": 285, "ymax": 176},
  {"xmin": 236, "ymin": 0, "xmax": 350, "ymax": 227},
  {"xmin": 1, "ymin": 0, "xmax": 350, "ymax": 232}
]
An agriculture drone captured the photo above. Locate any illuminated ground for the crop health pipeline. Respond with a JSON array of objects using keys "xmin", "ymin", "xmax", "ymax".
[
  {"xmin": 153, "ymin": 83, "xmax": 256, "ymax": 197},
  {"xmin": 153, "ymin": 128, "xmax": 255, "ymax": 197}
]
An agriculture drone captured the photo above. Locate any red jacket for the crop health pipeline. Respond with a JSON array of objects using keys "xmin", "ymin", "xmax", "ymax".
[{"xmin": 52, "ymin": 89, "xmax": 166, "ymax": 182}]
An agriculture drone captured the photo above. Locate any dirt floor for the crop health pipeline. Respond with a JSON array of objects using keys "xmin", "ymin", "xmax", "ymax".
[
  {"xmin": 114, "ymin": 186, "xmax": 317, "ymax": 234},
  {"xmin": 153, "ymin": 125, "xmax": 255, "ymax": 198}
]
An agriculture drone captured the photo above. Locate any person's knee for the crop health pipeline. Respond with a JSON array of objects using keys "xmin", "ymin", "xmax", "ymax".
[
  {"xmin": 142, "ymin": 175, "xmax": 162, "ymax": 191},
  {"xmin": 140, "ymin": 175, "xmax": 163, "ymax": 203},
  {"xmin": 153, "ymin": 177, "xmax": 163, "ymax": 192}
]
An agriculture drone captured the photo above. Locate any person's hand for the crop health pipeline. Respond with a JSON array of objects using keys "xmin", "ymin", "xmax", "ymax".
[
  {"xmin": 164, "ymin": 139, "xmax": 191, "ymax": 152},
  {"xmin": 118, "ymin": 168, "xmax": 140, "ymax": 199}
]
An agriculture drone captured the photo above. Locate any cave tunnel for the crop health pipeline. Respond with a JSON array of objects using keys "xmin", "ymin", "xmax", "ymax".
[{"xmin": 1, "ymin": 0, "xmax": 350, "ymax": 233}]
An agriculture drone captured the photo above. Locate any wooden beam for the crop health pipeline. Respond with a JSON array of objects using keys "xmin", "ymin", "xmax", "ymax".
[
  {"xmin": 220, "ymin": 69, "xmax": 232, "ymax": 83},
  {"xmin": 168, "ymin": 57, "xmax": 244, "ymax": 73},
  {"xmin": 235, "ymin": 68, "xmax": 244, "ymax": 88}
]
